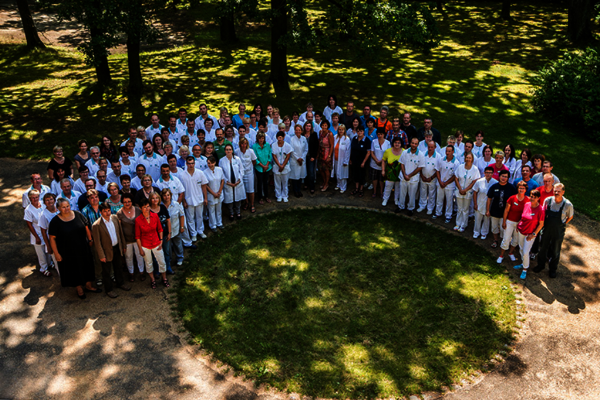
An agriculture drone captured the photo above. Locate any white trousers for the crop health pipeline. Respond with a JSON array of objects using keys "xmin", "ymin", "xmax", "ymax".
[
  {"xmin": 141, "ymin": 245, "xmax": 166, "ymax": 274},
  {"xmin": 474, "ymin": 211, "xmax": 491, "ymax": 237},
  {"xmin": 517, "ymin": 232, "xmax": 535, "ymax": 269},
  {"xmin": 500, "ymin": 220, "xmax": 519, "ymax": 250},
  {"xmin": 419, "ymin": 179, "xmax": 437, "ymax": 211},
  {"xmin": 337, "ymin": 178, "xmax": 347, "ymax": 191},
  {"xmin": 399, "ymin": 180, "xmax": 419, "ymax": 210},
  {"xmin": 185, "ymin": 204, "xmax": 205, "ymax": 239},
  {"xmin": 33, "ymin": 244, "xmax": 50, "ymax": 272},
  {"xmin": 435, "ymin": 185, "xmax": 455, "ymax": 219},
  {"xmin": 490, "ymin": 217, "xmax": 505, "ymax": 237},
  {"xmin": 125, "ymin": 242, "xmax": 145, "ymax": 273},
  {"xmin": 274, "ymin": 173, "xmax": 289, "ymax": 199},
  {"xmin": 208, "ymin": 201, "xmax": 223, "ymax": 229},
  {"xmin": 455, "ymin": 196, "xmax": 472, "ymax": 229},
  {"xmin": 383, "ymin": 181, "xmax": 400, "ymax": 204}
]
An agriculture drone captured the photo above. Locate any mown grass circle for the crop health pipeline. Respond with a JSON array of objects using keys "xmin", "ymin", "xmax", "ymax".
[{"xmin": 177, "ymin": 208, "xmax": 517, "ymax": 398}]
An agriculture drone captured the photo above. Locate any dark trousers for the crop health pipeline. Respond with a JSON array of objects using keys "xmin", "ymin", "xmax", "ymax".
[
  {"xmin": 351, "ymin": 163, "xmax": 366, "ymax": 187},
  {"xmin": 256, "ymin": 170, "xmax": 269, "ymax": 199},
  {"xmin": 306, "ymin": 159, "xmax": 317, "ymax": 191},
  {"xmin": 291, "ymin": 179, "xmax": 302, "ymax": 194},
  {"xmin": 536, "ymin": 226, "xmax": 566, "ymax": 273},
  {"xmin": 101, "ymin": 245, "xmax": 125, "ymax": 292}
]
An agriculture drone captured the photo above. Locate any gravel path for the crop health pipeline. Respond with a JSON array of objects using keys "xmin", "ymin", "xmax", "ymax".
[{"xmin": 0, "ymin": 158, "xmax": 598, "ymax": 400}]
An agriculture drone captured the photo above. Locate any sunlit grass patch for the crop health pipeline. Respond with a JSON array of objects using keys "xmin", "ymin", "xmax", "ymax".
[{"xmin": 177, "ymin": 208, "xmax": 517, "ymax": 398}]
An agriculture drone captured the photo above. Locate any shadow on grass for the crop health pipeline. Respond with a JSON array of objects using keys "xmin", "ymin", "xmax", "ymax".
[{"xmin": 177, "ymin": 208, "xmax": 518, "ymax": 398}]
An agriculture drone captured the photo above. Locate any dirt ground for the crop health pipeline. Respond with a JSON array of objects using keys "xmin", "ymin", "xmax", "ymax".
[{"xmin": 1, "ymin": 158, "xmax": 599, "ymax": 400}]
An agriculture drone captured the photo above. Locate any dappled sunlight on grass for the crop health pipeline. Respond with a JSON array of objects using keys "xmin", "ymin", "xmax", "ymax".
[{"xmin": 177, "ymin": 208, "xmax": 517, "ymax": 398}]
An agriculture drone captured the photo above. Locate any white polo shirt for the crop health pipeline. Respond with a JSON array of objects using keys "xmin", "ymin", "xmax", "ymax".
[
  {"xmin": 179, "ymin": 169, "xmax": 209, "ymax": 206},
  {"xmin": 421, "ymin": 151, "xmax": 441, "ymax": 179},
  {"xmin": 436, "ymin": 156, "xmax": 460, "ymax": 189},
  {"xmin": 155, "ymin": 174, "xmax": 185, "ymax": 199},
  {"xmin": 138, "ymin": 152, "xmax": 164, "ymax": 181},
  {"xmin": 399, "ymin": 148, "xmax": 424, "ymax": 182}
]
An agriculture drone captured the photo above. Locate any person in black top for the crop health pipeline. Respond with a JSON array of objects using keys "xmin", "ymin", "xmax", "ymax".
[
  {"xmin": 400, "ymin": 112, "xmax": 418, "ymax": 142},
  {"xmin": 304, "ymin": 121, "xmax": 320, "ymax": 194},
  {"xmin": 77, "ymin": 178, "xmax": 108, "ymax": 210},
  {"xmin": 417, "ymin": 118, "xmax": 442, "ymax": 146},
  {"xmin": 486, "ymin": 170, "xmax": 517, "ymax": 248},
  {"xmin": 47, "ymin": 145, "xmax": 74, "ymax": 180},
  {"xmin": 119, "ymin": 174, "xmax": 138, "ymax": 198},
  {"xmin": 339, "ymin": 101, "xmax": 360, "ymax": 128},
  {"xmin": 349, "ymin": 126, "xmax": 372, "ymax": 196},
  {"xmin": 134, "ymin": 174, "xmax": 160, "ymax": 206}
]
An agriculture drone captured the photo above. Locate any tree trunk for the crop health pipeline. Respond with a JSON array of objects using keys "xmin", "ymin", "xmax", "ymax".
[
  {"xmin": 89, "ymin": 26, "xmax": 112, "ymax": 86},
  {"xmin": 127, "ymin": 34, "xmax": 143, "ymax": 97},
  {"xmin": 15, "ymin": 0, "xmax": 45, "ymax": 49},
  {"xmin": 220, "ymin": 9, "xmax": 238, "ymax": 43},
  {"xmin": 568, "ymin": 0, "xmax": 593, "ymax": 43},
  {"xmin": 270, "ymin": 0, "xmax": 291, "ymax": 96},
  {"xmin": 501, "ymin": 0, "xmax": 511, "ymax": 20}
]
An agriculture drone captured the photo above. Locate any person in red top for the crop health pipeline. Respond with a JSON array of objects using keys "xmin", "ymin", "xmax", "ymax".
[
  {"xmin": 489, "ymin": 151, "xmax": 509, "ymax": 180},
  {"xmin": 375, "ymin": 106, "xmax": 392, "ymax": 133},
  {"xmin": 135, "ymin": 198, "xmax": 169, "ymax": 289},
  {"xmin": 497, "ymin": 180, "xmax": 530, "ymax": 264},
  {"xmin": 513, "ymin": 189, "xmax": 545, "ymax": 280},
  {"xmin": 538, "ymin": 173, "xmax": 555, "ymax": 205}
]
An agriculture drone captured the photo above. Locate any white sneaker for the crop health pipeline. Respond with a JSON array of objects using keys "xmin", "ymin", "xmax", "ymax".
[
  {"xmin": 453, "ymin": 226, "xmax": 459, "ymax": 231},
  {"xmin": 382, "ymin": 199, "xmax": 388, "ymax": 206},
  {"xmin": 426, "ymin": 210, "xmax": 433, "ymax": 215},
  {"xmin": 199, "ymin": 233, "xmax": 207, "ymax": 239},
  {"xmin": 368, "ymin": 183, "xmax": 374, "ymax": 190},
  {"xmin": 509, "ymin": 254, "xmax": 517, "ymax": 262},
  {"xmin": 340, "ymin": 190, "xmax": 345, "ymax": 194},
  {"xmin": 417, "ymin": 207, "xmax": 425, "ymax": 213},
  {"xmin": 335, "ymin": 186, "xmax": 340, "ymax": 191},
  {"xmin": 177, "ymin": 261, "xmax": 183, "ymax": 266},
  {"xmin": 473, "ymin": 233, "xmax": 479, "ymax": 239},
  {"xmin": 283, "ymin": 197, "xmax": 289, "ymax": 203},
  {"xmin": 277, "ymin": 197, "xmax": 282, "ymax": 202},
  {"xmin": 496, "ymin": 256, "xmax": 504, "ymax": 264},
  {"xmin": 481, "ymin": 235, "xmax": 487, "ymax": 240},
  {"xmin": 458, "ymin": 227, "xmax": 465, "ymax": 233},
  {"xmin": 192, "ymin": 236, "xmax": 197, "ymax": 242}
]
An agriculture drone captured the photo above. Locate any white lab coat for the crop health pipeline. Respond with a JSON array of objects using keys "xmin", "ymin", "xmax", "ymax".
[
  {"xmin": 289, "ymin": 135, "xmax": 308, "ymax": 180},
  {"xmin": 331, "ymin": 135, "xmax": 351, "ymax": 179},
  {"xmin": 204, "ymin": 167, "xmax": 225, "ymax": 205},
  {"xmin": 219, "ymin": 156, "xmax": 246, "ymax": 203}
]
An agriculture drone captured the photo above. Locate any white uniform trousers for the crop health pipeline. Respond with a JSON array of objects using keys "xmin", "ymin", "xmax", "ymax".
[
  {"xmin": 185, "ymin": 204, "xmax": 205, "ymax": 240},
  {"xmin": 500, "ymin": 220, "xmax": 519, "ymax": 250},
  {"xmin": 383, "ymin": 181, "xmax": 400, "ymax": 204},
  {"xmin": 125, "ymin": 242, "xmax": 145, "ymax": 273},
  {"xmin": 517, "ymin": 232, "xmax": 535, "ymax": 269},
  {"xmin": 274, "ymin": 173, "xmax": 289, "ymax": 199},
  {"xmin": 474, "ymin": 211, "xmax": 491, "ymax": 237},
  {"xmin": 33, "ymin": 244, "xmax": 50, "ymax": 272},
  {"xmin": 207, "ymin": 201, "xmax": 223, "ymax": 229},
  {"xmin": 419, "ymin": 179, "xmax": 437, "ymax": 212},
  {"xmin": 455, "ymin": 196, "xmax": 472, "ymax": 229},
  {"xmin": 399, "ymin": 181, "xmax": 419, "ymax": 210},
  {"xmin": 435, "ymin": 186, "xmax": 455, "ymax": 219}
]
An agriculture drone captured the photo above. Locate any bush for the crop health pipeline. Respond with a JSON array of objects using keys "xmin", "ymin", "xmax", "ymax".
[{"xmin": 531, "ymin": 47, "xmax": 600, "ymax": 142}]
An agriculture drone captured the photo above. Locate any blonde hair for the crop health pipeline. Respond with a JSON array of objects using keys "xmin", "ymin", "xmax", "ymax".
[{"xmin": 178, "ymin": 145, "xmax": 189, "ymax": 155}]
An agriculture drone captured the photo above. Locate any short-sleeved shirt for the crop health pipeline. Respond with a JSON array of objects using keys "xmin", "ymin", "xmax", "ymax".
[
  {"xmin": 48, "ymin": 158, "xmax": 73, "ymax": 176},
  {"xmin": 399, "ymin": 149, "xmax": 424, "ymax": 183},
  {"xmin": 350, "ymin": 136, "xmax": 371, "ymax": 165},
  {"xmin": 489, "ymin": 163, "xmax": 509, "ymax": 181},
  {"xmin": 517, "ymin": 203, "xmax": 545, "ymax": 235},
  {"xmin": 382, "ymin": 148, "xmax": 403, "ymax": 182},
  {"xmin": 487, "ymin": 182, "xmax": 517, "ymax": 218},
  {"xmin": 213, "ymin": 140, "xmax": 233, "ymax": 160},
  {"xmin": 135, "ymin": 212, "xmax": 163, "ymax": 249},
  {"xmin": 513, "ymin": 178, "xmax": 538, "ymax": 196},
  {"xmin": 24, "ymin": 204, "xmax": 45, "ymax": 245},
  {"xmin": 506, "ymin": 195, "xmax": 530, "ymax": 222},
  {"xmin": 543, "ymin": 197, "xmax": 574, "ymax": 224}
]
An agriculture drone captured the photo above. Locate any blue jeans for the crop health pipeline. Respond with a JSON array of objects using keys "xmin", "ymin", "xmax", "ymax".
[
  {"xmin": 306, "ymin": 158, "xmax": 317, "ymax": 191},
  {"xmin": 170, "ymin": 234, "xmax": 184, "ymax": 263},
  {"xmin": 162, "ymin": 238, "xmax": 174, "ymax": 273}
]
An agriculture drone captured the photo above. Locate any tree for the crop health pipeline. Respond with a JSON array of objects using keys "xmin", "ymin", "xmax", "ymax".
[
  {"xmin": 270, "ymin": 0, "xmax": 291, "ymax": 95},
  {"xmin": 15, "ymin": 0, "xmax": 45, "ymax": 49},
  {"xmin": 218, "ymin": 0, "xmax": 259, "ymax": 43},
  {"xmin": 501, "ymin": 0, "xmax": 511, "ymax": 20},
  {"xmin": 118, "ymin": 0, "xmax": 159, "ymax": 96},
  {"xmin": 568, "ymin": 0, "xmax": 594, "ymax": 43},
  {"xmin": 47, "ymin": 0, "xmax": 121, "ymax": 86}
]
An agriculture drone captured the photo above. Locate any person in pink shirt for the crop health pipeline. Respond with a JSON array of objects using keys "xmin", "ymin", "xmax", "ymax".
[
  {"xmin": 513, "ymin": 189, "xmax": 545, "ymax": 280},
  {"xmin": 489, "ymin": 150, "xmax": 509, "ymax": 180}
]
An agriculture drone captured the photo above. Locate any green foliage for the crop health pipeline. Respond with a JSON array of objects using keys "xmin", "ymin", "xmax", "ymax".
[
  {"xmin": 177, "ymin": 208, "xmax": 517, "ymax": 398},
  {"xmin": 532, "ymin": 47, "xmax": 600, "ymax": 142}
]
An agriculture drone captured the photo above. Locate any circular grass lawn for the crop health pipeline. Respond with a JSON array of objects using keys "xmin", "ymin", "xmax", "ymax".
[{"xmin": 176, "ymin": 208, "xmax": 517, "ymax": 399}]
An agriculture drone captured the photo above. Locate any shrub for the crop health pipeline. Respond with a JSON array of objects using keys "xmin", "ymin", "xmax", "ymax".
[{"xmin": 531, "ymin": 47, "xmax": 600, "ymax": 142}]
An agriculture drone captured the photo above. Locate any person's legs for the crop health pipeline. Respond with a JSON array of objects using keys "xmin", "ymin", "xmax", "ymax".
[
  {"xmin": 194, "ymin": 204, "xmax": 205, "ymax": 235},
  {"xmin": 281, "ymin": 173, "xmax": 290, "ymax": 199},
  {"xmin": 407, "ymin": 182, "xmax": 419, "ymax": 210},
  {"xmin": 435, "ymin": 186, "xmax": 446, "ymax": 217},
  {"xmin": 100, "ymin": 260, "xmax": 115, "ymax": 293},
  {"xmin": 208, "ymin": 203, "xmax": 217, "ymax": 229},
  {"xmin": 500, "ymin": 220, "xmax": 518, "ymax": 253},
  {"xmin": 518, "ymin": 233, "xmax": 534, "ymax": 270},
  {"xmin": 480, "ymin": 214, "xmax": 490, "ymax": 237},
  {"xmin": 444, "ymin": 187, "xmax": 454, "ymax": 220},
  {"xmin": 234, "ymin": 200, "xmax": 241, "ymax": 214},
  {"xmin": 456, "ymin": 197, "xmax": 468, "ymax": 228},
  {"xmin": 151, "ymin": 246, "xmax": 167, "ymax": 274},
  {"xmin": 185, "ymin": 206, "xmax": 197, "ymax": 240},
  {"xmin": 141, "ymin": 247, "xmax": 155, "ymax": 278},
  {"xmin": 338, "ymin": 178, "xmax": 347, "ymax": 192},
  {"xmin": 274, "ymin": 174, "xmax": 283, "ymax": 199},
  {"xmin": 33, "ymin": 244, "xmax": 49, "ymax": 273},
  {"xmin": 111, "ymin": 248, "xmax": 126, "ymax": 288},
  {"xmin": 398, "ymin": 180, "xmax": 409, "ymax": 209},
  {"xmin": 548, "ymin": 228, "xmax": 566, "ymax": 275},
  {"xmin": 383, "ymin": 180, "xmax": 394, "ymax": 203},
  {"xmin": 215, "ymin": 201, "xmax": 223, "ymax": 227},
  {"xmin": 256, "ymin": 170, "xmax": 265, "ymax": 199},
  {"xmin": 491, "ymin": 217, "xmax": 503, "ymax": 243},
  {"xmin": 162, "ymin": 238, "xmax": 173, "ymax": 273},
  {"xmin": 307, "ymin": 160, "xmax": 316, "ymax": 192},
  {"xmin": 170, "ymin": 234, "xmax": 184, "ymax": 264},
  {"xmin": 91, "ymin": 245, "xmax": 102, "ymax": 283}
]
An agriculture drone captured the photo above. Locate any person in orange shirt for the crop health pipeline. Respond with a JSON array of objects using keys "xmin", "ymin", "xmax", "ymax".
[{"xmin": 375, "ymin": 106, "xmax": 392, "ymax": 133}]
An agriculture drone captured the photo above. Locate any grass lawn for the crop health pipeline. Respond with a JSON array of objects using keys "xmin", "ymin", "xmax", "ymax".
[
  {"xmin": 177, "ymin": 208, "xmax": 517, "ymax": 398},
  {"xmin": 1, "ymin": 1, "xmax": 599, "ymax": 219}
]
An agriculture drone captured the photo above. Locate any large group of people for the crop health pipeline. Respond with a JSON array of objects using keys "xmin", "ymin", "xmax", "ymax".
[{"xmin": 22, "ymin": 97, "xmax": 575, "ymax": 299}]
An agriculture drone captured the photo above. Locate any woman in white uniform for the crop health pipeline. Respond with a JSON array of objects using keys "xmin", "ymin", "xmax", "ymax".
[
  {"xmin": 512, "ymin": 148, "xmax": 532, "ymax": 183},
  {"xmin": 435, "ymin": 146, "xmax": 460, "ymax": 223},
  {"xmin": 204, "ymin": 156, "xmax": 225, "ymax": 232},
  {"xmin": 38, "ymin": 192, "xmax": 59, "ymax": 275},
  {"xmin": 472, "ymin": 166, "xmax": 497, "ymax": 239},
  {"xmin": 475, "ymin": 145, "xmax": 493, "ymax": 177},
  {"xmin": 323, "ymin": 95, "xmax": 343, "ymax": 124},
  {"xmin": 503, "ymin": 144, "xmax": 517, "ymax": 181},
  {"xmin": 454, "ymin": 153, "xmax": 481, "ymax": 232},
  {"xmin": 51, "ymin": 166, "xmax": 75, "ymax": 196},
  {"xmin": 24, "ymin": 190, "xmax": 52, "ymax": 276},
  {"xmin": 370, "ymin": 130, "xmax": 391, "ymax": 199},
  {"xmin": 235, "ymin": 138, "xmax": 257, "ymax": 212},
  {"xmin": 331, "ymin": 124, "xmax": 351, "ymax": 193},
  {"xmin": 272, "ymin": 131, "xmax": 293, "ymax": 202},
  {"xmin": 219, "ymin": 144, "xmax": 245, "ymax": 220},
  {"xmin": 289, "ymin": 125, "xmax": 308, "ymax": 197}
]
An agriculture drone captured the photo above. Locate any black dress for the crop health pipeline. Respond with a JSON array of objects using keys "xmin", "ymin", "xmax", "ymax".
[{"xmin": 48, "ymin": 211, "xmax": 95, "ymax": 287}]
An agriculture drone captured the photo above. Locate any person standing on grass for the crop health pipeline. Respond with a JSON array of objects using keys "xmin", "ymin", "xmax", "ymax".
[
  {"xmin": 59, "ymin": 178, "xmax": 82, "ymax": 212},
  {"xmin": 486, "ymin": 170, "xmax": 517, "ymax": 249},
  {"xmin": 472, "ymin": 130, "xmax": 487, "ymax": 159},
  {"xmin": 418, "ymin": 140, "xmax": 441, "ymax": 215},
  {"xmin": 417, "ymin": 118, "xmax": 442, "ymax": 146},
  {"xmin": 475, "ymin": 145, "xmax": 494, "ymax": 177},
  {"xmin": 434, "ymin": 145, "xmax": 460, "ymax": 223},
  {"xmin": 220, "ymin": 143, "xmax": 246, "ymax": 217},
  {"xmin": 38, "ymin": 193, "xmax": 59, "ymax": 274},
  {"xmin": 289, "ymin": 125, "xmax": 308, "ymax": 198},
  {"xmin": 156, "ymin": 164, "xmax": 185, "ymax": 204},
  {"xmin": 116, "ymin": 193, "xmax": 145, "ymax": 282},
  {"xmin": 161, "ymin": 188, "xmax": 186, "ymax": 268},
  {"xmin": 349, "ymin": 126, "xmax": 371, "ymax": 197},
  {"xmin": 232, "ymin": 103, "xmax": 249, "ymax": 129},
  {"xmin": 74, "ymin": 139, "xmax": 90, "ymax": 170},
  {"xmin": 138, "ymin": 140, "xmax": 164, "ymax": 182},
  {"xmin": 339, "ymin": 101, "xmax": 359, "ymax": 128},
  {"xmin": 454, "ymin": 153, "xmax": 480, "ymax": 232},
  {"xmin": 331, "ymin": 124, "xmax": 351, "ymax": 193},
  {"xmin": 303, "ymin": 121, "xmax": 320, "ymax": 195},
  {"xmin": 204, "ymin": 156, "xmax": 225, "ymax": 232},
  {"xmin": 472, "ymin": 166, "xmax": 497, "ymax": 240},
  {"xmin": 252, "ymin": 132, "xmax": 272, "ymax": 204},
  {"xmin": 397, "ymin": 137, "xmax": 424, "ymax": 215},
  {"xmin": 47, "ymin": 145, "xmax": 74, "ymax": 180},
  {"xmin": 122, "ymin": 126, "xmax": 144, "ymax": 156},
  {"xmin": 145, "ymin": 113, "xmax": 163, "ymax": 138},
  {"xmin": 502, "ymin": 144, "xmax": 518, "ymax": 182},
  {"xmin": 513, "ymin": 189, "xmax": 545, "ymax": 280},
  {"xmin": 532, "ymin": 160, "xmax": 560, "ymax": 186},
  {"xmin": 50, "ymin": 165, "xmax": 72, "ymax": 196},
  {"xmin": 386, "ymin": 118, "xmax": 409, "ymax": 149},
  {"xmin": 375, "ymin": 106, "xmax": 392, "ymax": 133},
  {"xmin": 77, "ymin": 178, "xmax": 108, "ymax": 211},
  {"xmin": 489, "ymin": 150, "xmax": 509, "ymax": 181},
  {"xmin": 512, "ymin": 148, "xmax": 532, "ymax": 183},
  {"xmin": 272, "ymin": 132, "xmax": 293, "ymax": 202},
  {"xmin": 532, "ymin": 183, "xmax": 574, "ymax": 278},
  {"xmin": 179, "ymin": 157, "xmax": 208, "ymax": 241},
  {"xmin": 318, "ymin": 120, "xmax": 335, "ymax": 192},
  {"xmin": 92, "ymin": 202, "xmax": 132, "ymax": 298},
  {"xmin": 23, "ymin": 173, "xmax": 51, "ymax": 209},
  {"xmin": 135, "ymin": 198, "xmax": 169, "ymax": 289},
  {"xmin": 323, "ymin": 95, "xmax": 343, "ymax": 125},
  {"xmin": 417, "ymin": 131, "xmax": 442, "ymax": 155},
  {"xmin": 513, "ymin": 165, "xmax": 538, "ymax": 196},
  {"xmin": 496, "ymin": 180, "xmax": 530, "ymax": 264}
]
